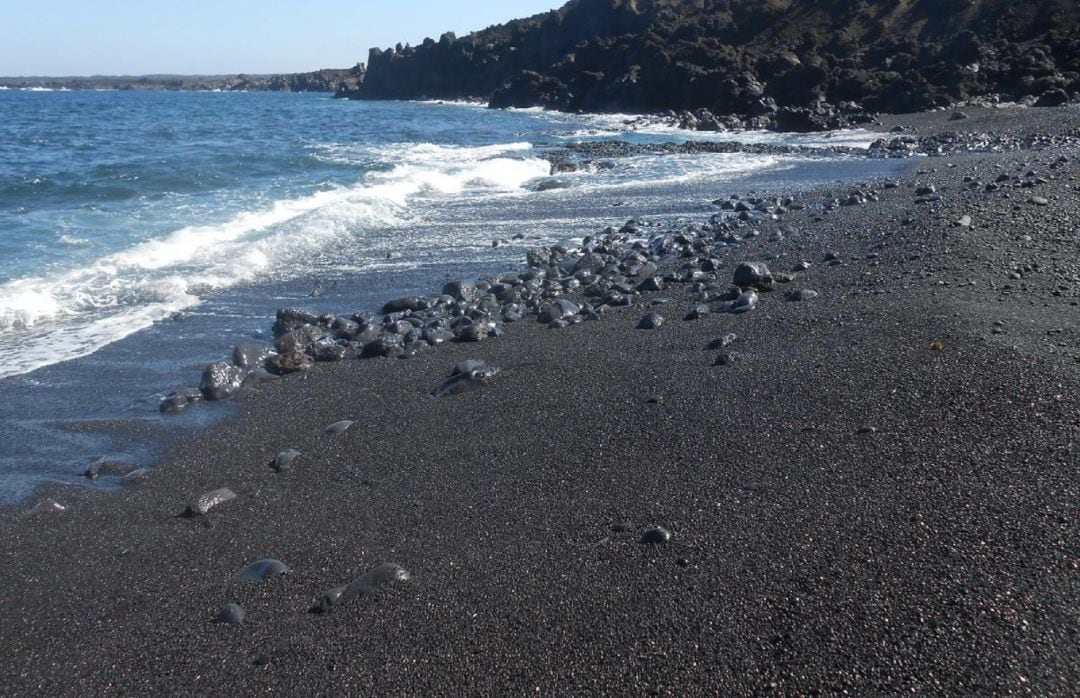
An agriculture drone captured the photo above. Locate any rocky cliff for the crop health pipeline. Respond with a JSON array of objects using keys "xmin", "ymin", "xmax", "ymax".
[{"xmin": 353, "ymin": 0, "xmax": 1080, "ymax": 129}]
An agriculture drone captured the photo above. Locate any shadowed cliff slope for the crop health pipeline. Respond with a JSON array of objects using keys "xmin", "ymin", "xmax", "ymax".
[{"xmin": 353, "ymin": 0, "xmax": 1080, "ymax": 126}]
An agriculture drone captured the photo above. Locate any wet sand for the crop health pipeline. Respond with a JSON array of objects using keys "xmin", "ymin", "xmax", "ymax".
[{"xmin": 2, "ymin": 105, "xmax": 1079, "ymax": 694}]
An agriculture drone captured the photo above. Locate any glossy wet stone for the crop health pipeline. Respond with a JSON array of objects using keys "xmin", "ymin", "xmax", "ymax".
[
  {"xmin": 200, "ymin": 362, "xmax": 245, "ymax": 401},
  {"xmin": 733, "ymin": 261, "xmax": 773, "ymax": 290},
  {"xmin": 313, "ymin": 563, "xmax": 411, "ymax": 613},
  {"xmin": 233, "ymin": 558, "xmax": 289, "ymax": 584},
  {"xmin": 637, "ymin": 312, "xmax": 664, "ymax": 330},
  {"xmin": 271, "ymin": 449, "xmax": 302, "ymax": 472},
  {"xmin": 785, "ymin": 288, "xmax": 819, "ymax": 302},
  {"xmin": 707, "ymin": 333, "xmax": 738, "ymax": 350},
  {"xmin": 186, "ymin": 488, "xmax": 237, "ymax": 517},
  {"xmin": 215, "ymin": 603, "xmax": 246, "ymax": 624},
  {"xmin": 714, "ymin": 350, "xmax": 740, "ymax": 366},
  {"xmin": 25, "ymin": 498, "xmax": 66, "ymax": 517},
  {"xmin": 324, "ymin": 420, "xmax": 354, "ymax": 434},
  {"xmin": 732, "ymin": 289, "xmax": 758, "ymax": 313},
  {"xmin": 433, "ymin": 360, "xmax": 500, "ymax": 399},
  {"xmin": 640, "ymin": 526, "xmax": 672, "ymax": 544}
]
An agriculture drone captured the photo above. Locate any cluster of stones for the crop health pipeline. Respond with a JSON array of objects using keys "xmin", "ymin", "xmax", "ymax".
[
  {"xmin": 869, "ymin": 130, "xmax": 1080, "ymax": 158},
  {"xmin": 160, "ymin": 190, "xmax": 830, "ymax": 414}
]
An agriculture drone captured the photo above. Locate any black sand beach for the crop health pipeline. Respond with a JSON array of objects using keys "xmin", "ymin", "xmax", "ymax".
[{"xmin": 2, "ymin": 106, "xmax": 1079, "ymax": 694}]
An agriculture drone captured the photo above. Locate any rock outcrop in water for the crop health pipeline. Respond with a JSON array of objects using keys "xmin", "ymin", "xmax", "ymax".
[{"xmin": 352, "ymin": 0, "xmax": 1080, "ymax": 129}]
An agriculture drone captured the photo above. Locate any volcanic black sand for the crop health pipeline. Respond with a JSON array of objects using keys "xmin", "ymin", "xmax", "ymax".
[{"xmin": 2, "ymin": 106, "xmax": 1079, "ymax": 695}]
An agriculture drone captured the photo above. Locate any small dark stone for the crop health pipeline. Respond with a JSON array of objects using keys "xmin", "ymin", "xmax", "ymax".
[
  {"xmin": 732, "ymin": 261, "xmax": 773, "ymax": 290},
  {"xmin": 636, "ymin": 277, "xmax": 665, "ymax": 293},
  {"xmin": 271, "ymin": 449, "xmax": 302, "ymax": 472},
  {"xmin": 266, "ymin": 351, "xmax": 314, "ymax": 375},
  {"xmin": 433, "ymin": 360, "xmax": 499, "ymax": 398},
  {"xmin": 707, "ymin": 333, "xmax": 738, "ymax": 350},
  {"xmin": 442, "ymin": 281, "xmax": 477, "ymax": 302},
  {"xmin": 713, "ymin": 350, "xmax": 740, "ymax": 366},
  {"xmin": 637, "ymin": 313, "xmax": 664, "ymax": 330},
  {"xmin": 640, "ymin": 526, "xmax": 672, "ymax": 544},
  {"xmin": 784, "ymin": 288, "xmax": 818, "ymax": 302},
  {"xmin": 215, "ymin": 603, "xmax": 246, "ymax": 624},
  {"xmin": 381, "ymin": 296, "xmax": 427, "ymax": 314},
  {"xmin": 684, "ymin": 304, "xmax": 710, "ymax": 321},
  {"xmin": 731, "ymin": 289, "xmax": 758, "ymax": 314}
]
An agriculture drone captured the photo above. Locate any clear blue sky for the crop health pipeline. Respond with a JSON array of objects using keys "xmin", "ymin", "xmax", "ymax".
[{"xmin": 1, "ymin": 1, "xmax": 563, "ymax": 76}]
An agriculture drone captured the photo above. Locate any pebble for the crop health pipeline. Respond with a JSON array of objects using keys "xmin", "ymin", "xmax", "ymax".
[
  {"xmin": 708, "ymin": 333, "xmax": 738, "ymax": 349},
  {"xmin": 186, "ymin": 488, "xmax": 237, "ymax": 517},
  {"xmin": 784, "ymin": 288, "xmax": 819, "ymax": 302},
  {"xmin": 732, "ymin": 289, "xmax": 758, "ymax": 314},
  {"xmin": 732, "ymin": 261, "xmax": 773, "ymax": 290},
  {"xmin": 684, "ymin": 304, "xmax": 710, "ymax": 320},
  {"xmin": 640, "ymin": 527, "xmax": 672, "ymax": 544},
  {"xmin": 313, "ymin": 563, "xmax": 411, "ymax": 613},
  {"xmin": 714, "ymin": 350, "xmax": 740, "ymax": 366},
  {"xmin": 234, "ymin": 558, "xmax": 290, "ymax": 584},
  {"xmin": 324, "ymin": 420, "xmax": 354, "ymax": 434},
  {"xmin": 433, "ymin": 360, "xmax": 500, "ymax": 398},
  {"xmin": 637, "ymin": 313, "xmax": 665, "ymax": 330},
  {"xmin": 271, "ymin": 449, "xmax": 302, "ymax": 472},
  {"xmin": 25, "ymin": 498, "xmax": 66, "ymax": 517},
  {"xmin": 215, "ymin": 603, "xmax": 246, "ymax": 624}
]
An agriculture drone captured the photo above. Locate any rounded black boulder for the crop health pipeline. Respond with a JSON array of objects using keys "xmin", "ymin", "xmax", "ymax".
[
  {"xmin": 200, "ymin": 362, "xmax": 245, "ymax": 401},
  {"xmin": 232, "ymin": 343, "xmax": 271, "ymax": 369},
  {"xmin": 732, "ymin": 261, "xmax": 773, "ymax": 290},
  {"xmin": 266, "ymin": 351, "xmax": 314, "ymax": 375}
]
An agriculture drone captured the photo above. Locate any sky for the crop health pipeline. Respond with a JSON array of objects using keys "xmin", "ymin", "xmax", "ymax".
[{"xmin": 0, "ymin": 1, "xmax": 564, "ymax": 76}]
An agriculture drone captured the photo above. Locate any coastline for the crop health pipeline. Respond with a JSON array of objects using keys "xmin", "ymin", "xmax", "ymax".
[{"xmin": 2, "ymin": 106, "xmax": 1079, "ymax": 693}]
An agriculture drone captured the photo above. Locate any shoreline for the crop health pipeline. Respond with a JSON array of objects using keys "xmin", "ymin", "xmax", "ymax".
[{"xmin": 2, "ymin": 106, "xmax": 1079, "ymax": 693}]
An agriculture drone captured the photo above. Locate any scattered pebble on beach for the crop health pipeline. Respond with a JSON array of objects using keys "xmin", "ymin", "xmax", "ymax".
[
  {"xmin": 215, "ymin": 603, "xmax": 246, "ymax": 624},
  {"xmin": 640, "ymin": 526, "xmax": 672, "ymax": 544},
  {"xmin": 271, "ymin": 449, "xmax": 302, "ymax": 473},
  {"xmin": 24, "ymin": 498, "xmax": 66, "ymax": 517},
  {"xmin": 433, "ymin": 360, "xmax": 500, "ymax": 398},
  {"xmin": 233, "ymin": 558, "xmax": 289, "ymax": 584},
  {"xmin": 186, "ymin": 487, "xmax": 237, "ymax": 517},
  {"xmin": 637, "ymin": 313, "xmax": 664, "ymax": 330},
  {"xmin": 324, "ymin": 420, "xmax": 354, "ymax": 434},
  {"xmin": 312, "ymin": 563, "xmax": 411, "ymax": 613}
]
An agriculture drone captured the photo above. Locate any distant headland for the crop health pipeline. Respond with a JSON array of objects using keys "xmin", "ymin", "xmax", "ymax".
[
  {"xmin": 6, "ymin": 0, "xmax": 1080, "ymax": 133},
  {"xmin": 0, "ymin": 65, "xmax": 365, "ymax": 94}
]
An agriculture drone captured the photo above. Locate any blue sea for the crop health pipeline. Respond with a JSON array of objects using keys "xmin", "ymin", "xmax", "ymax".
[{"xmin": 0, "ymin": 89, "xmax": 905, "ymax": 503}]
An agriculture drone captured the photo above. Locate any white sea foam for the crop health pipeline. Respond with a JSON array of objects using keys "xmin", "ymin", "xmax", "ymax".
[
  {"xmin": 557, "ymin": 111, "xmax": 881, "ymax": 149},
  {"xmin": 0, "ymin": 141, "xmax": 552, "ymax": 378}
]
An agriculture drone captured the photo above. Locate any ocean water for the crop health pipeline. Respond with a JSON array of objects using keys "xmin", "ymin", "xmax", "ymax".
[{"xmin": 0, "ymin": 90, "xmax": 906, "ymax": 503}]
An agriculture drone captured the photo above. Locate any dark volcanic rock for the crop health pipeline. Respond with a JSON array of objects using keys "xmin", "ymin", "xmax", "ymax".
[
  {"xmin": 381, "ymin": 297, "xmax": 427, "ymax": 314},
  {"xmin": 232, "ymin": 343, "xmax": 271, "ymax": 369},
  {"xmin": 351, "ymin": 0, "xmax": 1080, "ymax": 127},
  {"xmin": 267, "ymin": 352, "xmax": 314, "ymax": 375},
  {"xmin": 199, "ymin": 362, "xmax": 244, "ymax": 401},
  {"xmin": 733, "ymin": 261, "xmax": 774, "ymax": 290}
]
